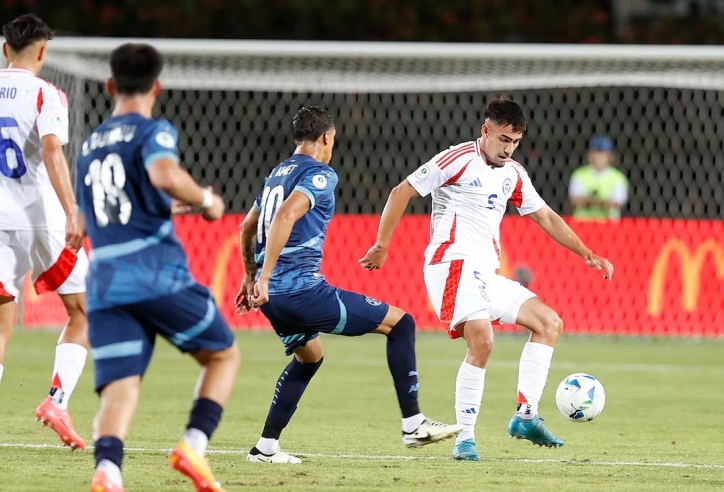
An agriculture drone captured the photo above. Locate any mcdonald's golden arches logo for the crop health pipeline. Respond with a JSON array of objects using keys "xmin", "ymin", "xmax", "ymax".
[{"xmin": 647, "ymin": 239, "xmax": 724, "ymax": 316}]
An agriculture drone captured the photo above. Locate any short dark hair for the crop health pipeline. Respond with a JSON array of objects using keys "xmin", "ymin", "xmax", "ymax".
[
  {"xmin": 484, "ymin": 97, "xmax": 527, "ymax": 133},
  {"xmin": 292, "ymin": 106, "xmax": 334, "ymax": 143},
  {"xmin": 2, "ymin": 14, "xmax": 53, "ymax": 53},
  {"xmin": 110, "ymin": 43, "xmax": 163, "ymax": 96}
]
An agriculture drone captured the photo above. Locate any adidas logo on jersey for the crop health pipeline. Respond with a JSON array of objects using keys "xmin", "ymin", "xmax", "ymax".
[{"xmin": 469, "ymin": 178, "xmax": 482, "ymax": 187}]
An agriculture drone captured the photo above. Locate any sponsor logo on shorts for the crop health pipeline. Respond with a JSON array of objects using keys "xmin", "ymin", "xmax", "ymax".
[
  {"xmin": 312, "ymin": 175, "xmax": 328, "ymax": 189},
  {"xmin": 365, "ymin": 296, "xmax": 382, "ymax": 306},
  {"xmin": 502, "ymin": 178, "xmax": 513, "ymax": 195},
  {"xmin": 414, "ymin": 164, "xmax": 430, "ymax": 179},
  {"xmin": 473, "ymin": 271, "xmax": 490, "ymax": 301}
]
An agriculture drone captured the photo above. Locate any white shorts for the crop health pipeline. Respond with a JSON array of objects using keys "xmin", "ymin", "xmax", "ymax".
[
  {"xmin": 0, "ymin": 230, "xmax": 88, "ymax": 300},
  {"xmin": 424, "ymin": 259, "xmax": 536, "ymax": 339}
]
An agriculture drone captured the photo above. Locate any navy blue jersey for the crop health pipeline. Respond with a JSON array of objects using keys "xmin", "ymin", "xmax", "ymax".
[
  {"xmin": 254, "ymin": 154, "xmax": 338, "ymax": 294},
  {"xmin": 76, "ymin": 114, "xmax": 194, "ymax": 311}
]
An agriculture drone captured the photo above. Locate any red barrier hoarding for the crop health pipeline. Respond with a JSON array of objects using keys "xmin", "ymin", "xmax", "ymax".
[{"xmin": 21, "ymin": 215, "xmax": 724, "ymax": 337}]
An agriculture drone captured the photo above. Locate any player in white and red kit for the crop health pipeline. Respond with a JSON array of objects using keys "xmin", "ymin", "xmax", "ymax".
[
  {"xmin": 361, "ymin": 98, "xmax": 613, "ymax": 458},
  {"xmin": 0, "ymin": 14, "xmax": 89, "ymax": 449}
]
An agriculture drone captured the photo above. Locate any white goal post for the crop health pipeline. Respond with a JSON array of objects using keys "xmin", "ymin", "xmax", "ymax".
[{"xmin": 31, "ymin": 38, "xmax": 724, "ymax": 92}]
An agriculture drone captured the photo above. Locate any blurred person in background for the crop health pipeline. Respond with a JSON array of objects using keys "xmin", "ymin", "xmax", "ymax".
[{"xmin": 568, "ymin": 136, "xmax": 628, "ymax": 220}]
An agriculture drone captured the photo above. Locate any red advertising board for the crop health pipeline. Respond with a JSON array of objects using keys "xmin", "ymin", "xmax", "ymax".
[{"xmin": 21, "ymin": 215, "xmax": 724, "ymax": 337}]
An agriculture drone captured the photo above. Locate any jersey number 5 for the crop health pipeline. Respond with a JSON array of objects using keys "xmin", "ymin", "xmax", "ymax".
[
  {"xmin": 84, "ymin": 153, "xmax": 132, "ymax": 227},
  {"xmin": 0, "ymin": 117, "xmax": 27, "ymax": 178},
  {"xmin": 257, "ymin": 185, "xmax": 284, "ymax": 242}
]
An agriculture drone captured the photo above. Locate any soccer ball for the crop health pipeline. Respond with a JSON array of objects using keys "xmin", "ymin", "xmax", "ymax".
[{"xmin": 555, "ymin": 373, "xmax": 605, "ymax": 422}]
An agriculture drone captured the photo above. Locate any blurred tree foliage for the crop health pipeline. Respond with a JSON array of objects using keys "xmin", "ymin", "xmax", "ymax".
[{"xmin": 2, "ymin": 0, "xmax": 724, "ymax": 44}]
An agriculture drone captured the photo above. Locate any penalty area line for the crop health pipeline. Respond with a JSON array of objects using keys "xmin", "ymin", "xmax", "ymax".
[{"xmin": 1, "ymin": 443, "xmax": 722, "ymax": 469}]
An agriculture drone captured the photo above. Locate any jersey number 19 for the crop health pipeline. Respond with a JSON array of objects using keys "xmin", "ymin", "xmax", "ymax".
[{"xmin": 84, "ymin": 153, "xmax": 132, "ymax": 227}]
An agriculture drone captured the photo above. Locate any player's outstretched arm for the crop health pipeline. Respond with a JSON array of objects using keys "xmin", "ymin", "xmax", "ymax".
[
  {"xmin": 42, "ymin": 135, "xmax": 83, "ymax": 251},
  {"xmin": 146, "ymin": 158, "xmax": 224, "ymax": 221},
  {"xmin": 250, "ymin": 191, "xmax": 311, "ymax": 307},
  {"xmin": 236, "ymin": 207, "xmax": 260, "ymax": 315},
  {"xmin": 360, "ymin": 179, "xmax": 420, "ymax": 270},
  {"xmin": 527, "ymin": 205, "xmax": 614, "ymax": 280}
]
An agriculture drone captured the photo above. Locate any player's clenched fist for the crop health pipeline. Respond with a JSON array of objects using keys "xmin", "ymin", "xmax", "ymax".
[
  {"xmin": 235, "ymin": 276, "xmax": 255, "ymax": 315},
  {"xmin": 359, "ymin": 244, "xmax": 388, "ymax": 270},
  {"xmin": 250, "ymin": 276, "xmax": 270, "ymax": 307}
]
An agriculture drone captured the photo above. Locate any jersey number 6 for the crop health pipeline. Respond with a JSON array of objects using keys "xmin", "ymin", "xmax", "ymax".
[{"xmin": 0, "ymin": 117, "xmax": 27, "ymax": 178}]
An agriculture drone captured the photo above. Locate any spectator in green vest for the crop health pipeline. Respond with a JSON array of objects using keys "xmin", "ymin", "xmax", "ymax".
[{"xmin": 568, "ymin": 136, "xmax": 628, "ymax": 220}]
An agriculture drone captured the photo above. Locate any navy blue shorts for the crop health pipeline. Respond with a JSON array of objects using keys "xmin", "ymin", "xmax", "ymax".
[
  {"xmin": 260, "ymin": 281, "xmax": 390, "ymax": 356},
  {"xmin": 88, "ymin": 283, "xmax": 235, "ymax": 393}
]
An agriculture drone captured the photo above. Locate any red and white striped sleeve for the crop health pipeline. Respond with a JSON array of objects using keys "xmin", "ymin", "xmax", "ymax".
[
  {"xmin": 509, "ymin": 162, "xmax": 546, "ymax": 215},
  {"xmin": 406, "ymin": 141, "xmax": 476, "ymax": 197},
  {"xmin": 36, "ymin": 80, "xmax": 69, "ymax": 145}
]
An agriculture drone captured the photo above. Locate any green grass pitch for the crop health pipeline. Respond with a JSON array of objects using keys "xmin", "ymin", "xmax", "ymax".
[{"xmin": 1, "ymin": 330, "xmax": 723, "ymax": 491}]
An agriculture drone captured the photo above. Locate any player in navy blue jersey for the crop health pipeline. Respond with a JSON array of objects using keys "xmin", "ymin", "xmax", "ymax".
[
  {"xmin": 77, "ymin": 43, "xmax": 239, "ymax": 492},
  {"xmin": 236, "ymin": 106, "xmax": 461, "ymax": 463}
]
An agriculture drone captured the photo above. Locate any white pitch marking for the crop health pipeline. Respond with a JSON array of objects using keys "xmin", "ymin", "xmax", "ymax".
[{"xmin": 1, "ymin": 442, "xmax": 723, "ymax": 469}]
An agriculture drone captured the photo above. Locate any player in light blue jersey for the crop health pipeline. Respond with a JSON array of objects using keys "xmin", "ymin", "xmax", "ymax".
[
  {"xmin": 76, "ymin": 43, "xmax": 238, "ymax": 492},
  {"xmin": 236, "ymin": 106, "xmax": 461, "ymax": 463}
]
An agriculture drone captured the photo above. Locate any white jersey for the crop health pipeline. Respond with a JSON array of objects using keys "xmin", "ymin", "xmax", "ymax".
[
  {"xmin": 0, "ymin": 68, "xmax": 70, "ymax": 230},
  {"xmin": 407, "ymin": 139, "xmax": 546, "ymax": 270}
]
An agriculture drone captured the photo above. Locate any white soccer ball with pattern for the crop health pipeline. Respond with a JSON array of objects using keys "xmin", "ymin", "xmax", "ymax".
[{"xmin": 555, "ymin": 373, "xmax": 606, "ymax": 422}]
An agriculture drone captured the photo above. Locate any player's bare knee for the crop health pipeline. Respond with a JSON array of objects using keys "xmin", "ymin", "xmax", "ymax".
[
  {"xmin": 542, "ymin": 312, "xmax": 563, "ymax": 340},
  {"xmin": 294, "ymin": 343, "xmax": 323, "ymax": 364},
  {"xmin": 61, "ymin": 293, "xmax": 86, "ymax": 319},
  {"xmin": 461, "ymin": 321, "xmax": 495, "ymax": 359},
  {"xmin": 215, "ymin": 344, "xmax": 241, "ymax": 367},
  {"xmin": 381, "ymin": 305, "xmax": 407, "ymax": 331},
  {"xmin": 223, "ymin": 342, "xmax": 242, "ymax": 369},
  {"xmin": 468, "ymin": 333, "xmax": 495, "ymax": 359}
]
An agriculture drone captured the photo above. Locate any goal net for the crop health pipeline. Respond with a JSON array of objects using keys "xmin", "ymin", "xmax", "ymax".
[{"xmin": 6, "ymin": 39, "xmax": 724, "ymax": 336}]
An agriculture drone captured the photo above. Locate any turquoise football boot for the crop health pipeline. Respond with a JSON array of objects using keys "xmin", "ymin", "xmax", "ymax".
[
  {"xmin": 508, "ymin": 415, "xmax": 564, "ymax": 448},
  {"xmin": 452, "ymin": 438, "xmax": 481, "ymax": 461}
]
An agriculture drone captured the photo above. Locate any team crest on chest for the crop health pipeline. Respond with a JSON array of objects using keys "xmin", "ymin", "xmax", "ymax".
[{"xmin": 502, "ymin": 178, "xmax": 513, "ymax": 195}]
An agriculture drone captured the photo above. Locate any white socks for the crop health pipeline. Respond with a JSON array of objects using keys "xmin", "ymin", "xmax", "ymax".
[
  {"xmin": 49, "ymin": 343, "xmax": 87, "ymax": 410},
  {"xmin": 401, "ymin": 413, "xmax": 426, "ymax": 434},
  {"xmin": 97, "ymin": 459, "xmax": 123, "ymax": 487},
  {"xmin": 256, "ymin": 437, "xmax": 280, "ymax": 455},
  {"xmin": 454, "ymin": 362, "xmax": 486, "ymax": 444},
  {"xmin": 516, "ymin": 342, "xmax": 554, "ymax": 419},
  {"xmin": 184, "ymin": 428, "xmax": 209, "ymax": 457}
]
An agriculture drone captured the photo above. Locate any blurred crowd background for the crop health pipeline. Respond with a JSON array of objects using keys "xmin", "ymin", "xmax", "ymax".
[{"xmin": 3, "ymin": 0, "xmax": 724, "ymax": 44}]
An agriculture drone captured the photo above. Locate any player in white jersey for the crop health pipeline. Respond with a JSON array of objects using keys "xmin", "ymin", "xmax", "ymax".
[
  {"xmin": 361, "ymin": 98, "xmax": 613, "ymax": 458},
  {"xmin": 0, "ymin": 14, "xmax": 89, "ymax": 450}
]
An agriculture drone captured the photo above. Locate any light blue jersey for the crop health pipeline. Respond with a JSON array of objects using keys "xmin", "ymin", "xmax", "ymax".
[
  {"xmin": 76, "ymin": 114, "xmax": 194, "ymax": 311},
  {"xmin": 254, "ymin": 154, "xmax": 338, "ymax": 294}
]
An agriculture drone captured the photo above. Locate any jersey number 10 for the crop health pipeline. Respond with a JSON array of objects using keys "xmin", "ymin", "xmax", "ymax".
[
  {"xmin": 84, "ymin": 153, "xmax": 132, "ymax": 227},
  {"xmin": 257, "ymin": 185, "xmax": 285, "ymax": 243}
]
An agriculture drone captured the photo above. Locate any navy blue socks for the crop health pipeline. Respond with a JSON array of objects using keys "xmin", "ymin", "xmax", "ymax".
[
  {"xmin": 386, "ymin": 313, "xmax": 421, "ymax": 418},
  {"xmin": 261, "ymin": 357, "xmax": 324, "ymax": 440}
]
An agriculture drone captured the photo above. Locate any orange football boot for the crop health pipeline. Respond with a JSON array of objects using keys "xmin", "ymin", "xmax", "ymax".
[
  {"xmin": 35, "ymin": 396, "xmax": 86, "ymax": 450},
  {"xmin": 90, "ymin": 469, "xmax": 124, "ymax": 492},
  {"xmin": 169, "ymin": 440, "xmax": 225, "ymax": 492}
]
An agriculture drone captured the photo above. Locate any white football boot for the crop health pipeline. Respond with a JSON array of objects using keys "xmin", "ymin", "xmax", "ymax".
[
  {"xmin": 246, "ymin": 447, "xmax": 302, "ymax": 464},
  {"xmin": 402, "ymin": 419, "xmax": 463, "ymax": 448}
]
